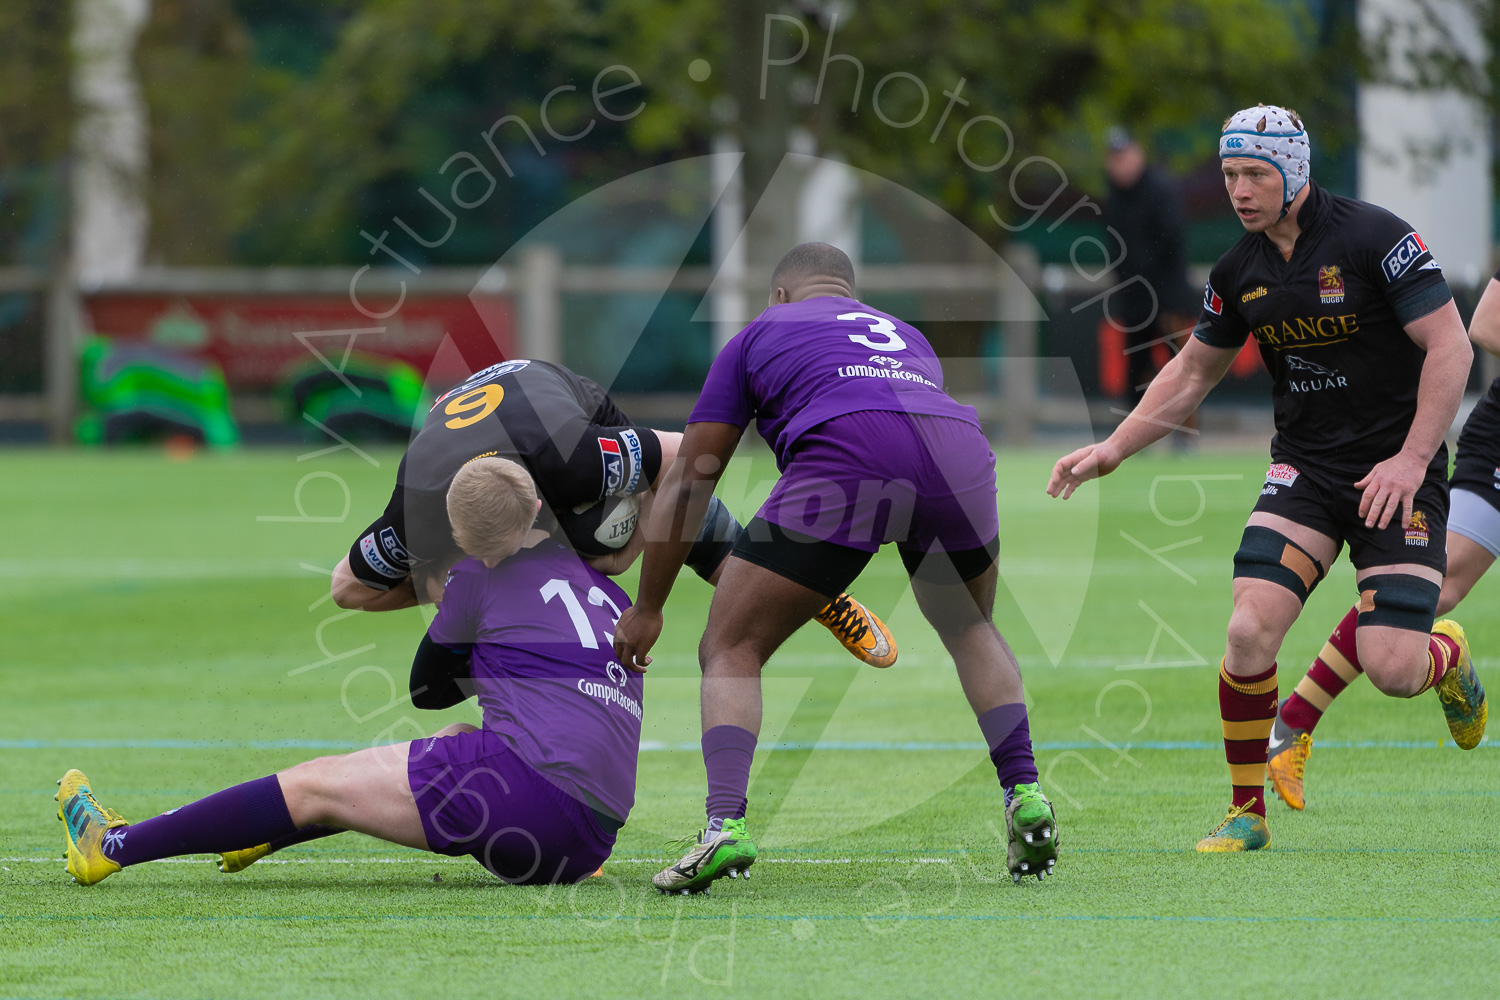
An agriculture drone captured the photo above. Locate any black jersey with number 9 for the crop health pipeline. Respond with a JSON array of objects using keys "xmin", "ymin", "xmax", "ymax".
[{"xmin": 345, "ymin": 360, "xmax": 661, "ymax": 590}]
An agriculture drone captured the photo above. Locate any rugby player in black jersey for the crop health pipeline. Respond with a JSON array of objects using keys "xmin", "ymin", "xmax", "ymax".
[
  {"xmin": 329, "ymin": 358, "xmax": 895, "ymax": 667},
  {"xmin": 1270, "ymin": 271, "xmax": 1500, "ymax": 809},
  {"xmin": 1047, "ymin": 104, "xmax": 1487, "ymax": 852}
]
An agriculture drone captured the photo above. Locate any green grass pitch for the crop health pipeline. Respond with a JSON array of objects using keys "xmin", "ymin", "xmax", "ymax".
[{"xmin": 1, "ymin": 445, "xmax": 1495, "ymax": 999}]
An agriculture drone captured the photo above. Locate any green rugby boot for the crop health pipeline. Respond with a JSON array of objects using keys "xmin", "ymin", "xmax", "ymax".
[
  {"xmin": 1195, "ymin": 800, "xmax": 1270, "ymax": 852},
  {"xmin": 652, "ymin": 818, "xmax": 757, "ymax": 895},
  {"xmin": 1005, "ymin": 783, "xmax": 1059, "ymax": 882},
  {"xmin": 1432, "ymin": 620, "xmax": 1487, "ymax": 750}
]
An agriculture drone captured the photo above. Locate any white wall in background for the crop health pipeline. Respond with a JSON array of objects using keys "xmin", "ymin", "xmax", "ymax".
[{"xmin": 1359, "ymin": 0, "xmax": 1491, "ymax": 288}]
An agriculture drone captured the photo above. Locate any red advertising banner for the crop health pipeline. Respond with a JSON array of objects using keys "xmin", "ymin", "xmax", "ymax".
[{"xmin": 83, "ymin": 293, "xmax": 514, "ymax": 391}]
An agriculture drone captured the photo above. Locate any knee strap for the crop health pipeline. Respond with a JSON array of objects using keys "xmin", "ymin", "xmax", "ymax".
[
  {"xmin": 685, "ymin": 496, "xmax": 744, "ymax": 581},
  {"xmin": 1356, "ymin": 574, "xmax": 1440, "ymax": 633},
  {"xmin": 1232, "ymin": 526, "xmax": 1326, "ymax": 604}
]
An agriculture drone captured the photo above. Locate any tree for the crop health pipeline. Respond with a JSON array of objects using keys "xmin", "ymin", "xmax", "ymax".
[
  {"xmin": 0, "ymin": 1, "xmax": 73, "ymax": 266},
  {"xmin": 136, "ymin": 0, "xmax": 1358, "ymax": 267}
]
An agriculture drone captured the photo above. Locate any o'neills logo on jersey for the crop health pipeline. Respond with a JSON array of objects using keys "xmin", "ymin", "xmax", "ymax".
[
  {"xmin": 1241, "ymin": 286, "xmax": 1268, "ymax": 304},
  {"xmin": 577, "ymin": 676, "xmax": 643, "ymax": 719},
  {"xmin": 1318, "ymin": 265, "xmax": 1345, "ymax": 304},
  {"xmin": 1253, "ymin": 313, "xmax": 1358, "ymax": 349},
  {"xmin": 1405, "ymin": 510, "xmax": 1430, "ymax": 547}
]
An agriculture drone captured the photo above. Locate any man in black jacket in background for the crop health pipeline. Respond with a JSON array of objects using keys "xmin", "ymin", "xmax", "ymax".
[{"xmin": 1102, "ymin": 127, "xmax": 1197, "ymax": 416}]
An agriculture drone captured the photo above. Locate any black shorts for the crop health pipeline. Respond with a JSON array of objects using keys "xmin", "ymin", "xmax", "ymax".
[
  {"xmin": 730, "ymin": 516, "xmax": 999, "ymax": 598},
  {"xmin": 1250, "ymin": 458, "xmax": 1448, "ymax": 573},
  {"xmin": 1450, "ymin": 385, "xmax": 1500, "ymax": 514}
]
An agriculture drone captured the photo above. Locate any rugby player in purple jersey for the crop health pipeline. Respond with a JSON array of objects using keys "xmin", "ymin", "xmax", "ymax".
[
  {"xmin": 329, "ymin": 357, "xmax": 895, "ymax": 668},
  {"xmin": 57, "ymin": 459, "xmax": 643, "ymax": 887},
  {"xmin": 1048, "ymin": 105, "xmax": 1487, "ymax": 852},
  {"xmin": 612, "ymin": 243, "xmax": 1058, "ymax": 893}
]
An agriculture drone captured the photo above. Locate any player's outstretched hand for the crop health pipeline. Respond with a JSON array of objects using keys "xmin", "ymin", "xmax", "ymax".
[
  {"xmin": 612, "ymin": 605, "xmax": 662, "ymax": 673},
  {"xmin": 1047, "ymin": 442, "xmax": 1122, "ymax": 500},
  {"xmin": 1355, "ymin": 451, "xmax": 1427, "ymax": 529}
]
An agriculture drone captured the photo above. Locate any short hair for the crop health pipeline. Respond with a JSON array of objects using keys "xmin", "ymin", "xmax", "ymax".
[
  {"xmin": 770, "ymin": 242, "xmax": 856, "ymax": 293},
  {"xmin": 446, "ymin": 457, "xmax": 538, "ymax": 561},
  {"xmin": 1222, "ymin": 103, "xmax": 1303, "ymax": 131}
]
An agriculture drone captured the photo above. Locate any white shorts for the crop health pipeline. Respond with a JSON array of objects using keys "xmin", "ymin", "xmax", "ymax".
[{"xmin": 1449, "ymin": 488, "xmax": 1500, "ymax": 558}]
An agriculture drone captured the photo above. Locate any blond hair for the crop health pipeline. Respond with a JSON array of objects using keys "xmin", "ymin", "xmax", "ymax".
[
  {"xmin": 1222, "ymin": 104, "xmax": 1303, "ymax": 131},
  {"xmin": 446, "ymin": 457, "xmax": 539, "ymax": 561}
]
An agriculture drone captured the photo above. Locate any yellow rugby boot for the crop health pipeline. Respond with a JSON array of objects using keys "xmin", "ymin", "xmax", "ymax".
[
  {"xmin": 1195, "ymin": 801, "xmax": 1271, "ymax": 853},
  {"xmin": 55, "ymin": 769, "xmax": 128, "ymax": 886},
  {"xmin": 814, "ymin": 592, "xmax": 897, "ymax": 668},
  {"xmin": 1266, "ymin": 706, "xmax": 1313, "ymax": 810},
  {"xmin": 1433, "ymin": 620, "xmax": 1486, "ymax": 749},
  {"xmin": 218, "ymin": 843, "xmax": 272, "ymax": 873}
]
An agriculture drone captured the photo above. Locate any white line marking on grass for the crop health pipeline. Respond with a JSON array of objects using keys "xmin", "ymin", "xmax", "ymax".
[
  {"xmin": 5, "ymin": 738, "xmax": 1489, "ymax": 751},
  {"xmin": 1, "ymin": 855, "xmax": 950, "ymax": 866},
  {"xmin": 0, "ymin": 558, "xmax": 310, "ymax": 580}
]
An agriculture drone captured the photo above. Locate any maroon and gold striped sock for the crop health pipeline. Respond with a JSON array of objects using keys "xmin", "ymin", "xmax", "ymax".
[
  {"xmin": 1282, "ymin": 605, "xmax": 1362, "ymax": 733},
  {"xmin": 1220, "ymin": 661, "xmax": 1278, "ymax": 817},
  {"xmin": 1414, "ymin": 633, "xmax": 1460, "ymax": 695}
]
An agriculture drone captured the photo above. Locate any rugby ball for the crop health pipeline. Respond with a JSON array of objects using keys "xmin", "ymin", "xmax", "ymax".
[{"xmin": 555, "ymin": 495, "xmax": 641, "ymax": 556}]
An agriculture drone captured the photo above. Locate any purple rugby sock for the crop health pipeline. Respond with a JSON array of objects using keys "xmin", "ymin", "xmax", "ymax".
[
  {"xmin": 977, "ymin": 703, "xmax": 1039, "ymax": 792},
  {"xmin": 265, "ymin": 824, "xmax": 342, "ymax": 854},
  {"xmin": 702, "ymin": 724, "xmax": 758, "ymax": 830},
  {"xmin": 102, "ymin": 774, "xmax": 297, "ymax": 868}
]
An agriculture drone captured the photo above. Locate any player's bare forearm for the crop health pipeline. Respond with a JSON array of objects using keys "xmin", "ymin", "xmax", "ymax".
[
  {"xmin": 1109, "ymin": 337, "xmax": 1233, "ymax": 459},
  {"xmin": 1466, "ymin": 278, "xmax": 1500, "ymax": 358},
  {"xmin": 1050, "ymin": 338, "xmax": 1236, "ymax": 499},
  {"xmin": 634, "ymin": 423, "xmax": 739, "ymax": 613},
  {"xmin": 331, "ymin": 555, "xmax": 417, "ymax": 611},
  {"xmin": 615, "ymin": 422, "xmax": 740, "ymax": 669},
  {"xmin": 649, "ymin": 430, "xmax": 684, "ymax": 488},
  {"xmin": 1401, "ymin": 300, "xmax": 1472, "ymax": 465},
  {"xmin": 1355, "ymin": 300, "xmax": 1472, "ymax": 529}
]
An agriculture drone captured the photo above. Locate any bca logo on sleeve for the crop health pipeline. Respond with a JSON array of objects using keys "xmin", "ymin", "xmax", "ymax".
[
  {"xmin": 598, "ymin": 438, "xmax": 624, "ymax": 494},
  {"xmin": 1382, "ymin": 232, "xmax": 1433, "ymax": 282}
]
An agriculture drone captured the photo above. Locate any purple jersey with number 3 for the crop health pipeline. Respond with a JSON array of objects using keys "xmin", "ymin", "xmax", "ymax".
[
  {"xmin": 426, "ymin": 540, "xmax": 642, "ymax": 823},
  {"xmin": 690, "ymin": 296, "xmax": 980, "ymax": 467}
]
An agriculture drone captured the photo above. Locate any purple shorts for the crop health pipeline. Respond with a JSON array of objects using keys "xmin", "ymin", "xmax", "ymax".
[
  {"xmin": 758, "ymin": 411, "xmax": 999, "ymax": 554},
  {"xmin": 407, "ymin": 728, "xmax": 614, "ymax": 885}
]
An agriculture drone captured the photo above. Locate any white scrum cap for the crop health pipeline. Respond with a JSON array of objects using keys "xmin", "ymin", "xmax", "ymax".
[{"xmin": 1219, "ymin": 104, "xmax": 1310, "ymax": 213}]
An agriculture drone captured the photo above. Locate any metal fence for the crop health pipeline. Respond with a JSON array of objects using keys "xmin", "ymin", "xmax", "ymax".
[{"xmin": 4, "ymin": 252, "xmax": 1495, "ymax": 445}]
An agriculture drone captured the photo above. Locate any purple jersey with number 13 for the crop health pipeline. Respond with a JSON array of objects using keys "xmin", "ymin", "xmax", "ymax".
[
  {"xmin": 690, "ymin": 296, "xmax": 980, "ymax": 468},
  {"xmin": 426, "ymin": 539, "xmax": 642, "ymax": 824}
]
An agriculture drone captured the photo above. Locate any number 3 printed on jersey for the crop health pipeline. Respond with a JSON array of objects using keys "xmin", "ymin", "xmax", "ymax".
[{"xmin": 838, "ymin": 311, "xmax": 907, "ymax": 352}]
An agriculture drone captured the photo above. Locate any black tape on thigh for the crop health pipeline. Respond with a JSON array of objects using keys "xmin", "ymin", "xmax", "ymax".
[
  {"xmin": 1356, "ymin": 574, "xmax": 1440, "ymax": 633},
  {"xmin": 684, "ymin": 495, "xmax": 743, "ymax": 581},
  {"xmin": 1232, "ymin": 525, "xmax": 1326, "ymax": 604}
]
